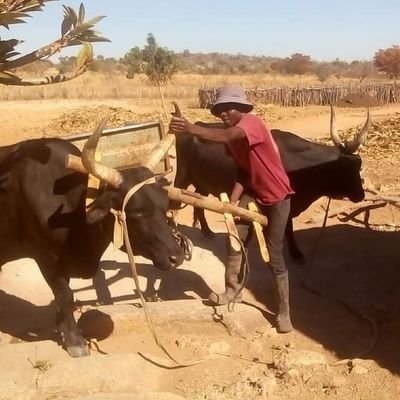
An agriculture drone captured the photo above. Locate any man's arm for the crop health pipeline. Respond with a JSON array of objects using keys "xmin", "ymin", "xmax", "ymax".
[
  {"xmin": 230, "ymin": 181, "xmax": 244, "ymax": 205},
  {"xmin": 230, "ymin": 168, "xmax": 247, "ymax": 204},
  {"xmin": 169, "ymin": 116, "xmax": 245, "ymax": 143}
]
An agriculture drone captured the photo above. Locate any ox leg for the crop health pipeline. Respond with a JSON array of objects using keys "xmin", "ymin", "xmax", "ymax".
[
  {"xmin": 40, "ymin": 265, "xmax": 89, "ymax": 357},
  {"xmin": 285, "ymin": 219, "xmax": 306, "ymax": 264}
]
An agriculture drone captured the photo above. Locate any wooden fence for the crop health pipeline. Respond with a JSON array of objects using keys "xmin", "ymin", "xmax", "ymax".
[{"xmin": 198, "ymin": 84, "xmax": 400, "ymax": 108}]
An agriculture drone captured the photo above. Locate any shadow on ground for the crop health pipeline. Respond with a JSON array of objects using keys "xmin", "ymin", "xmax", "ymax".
[{"xmin": 1, "ymin": 222, "xmax": 399, "ymax": 374}]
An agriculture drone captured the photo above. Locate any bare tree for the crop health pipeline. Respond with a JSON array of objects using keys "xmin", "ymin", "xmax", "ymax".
[{"xmin": 0, "ymin": 0, "xmax": 109, "ymax": 85}]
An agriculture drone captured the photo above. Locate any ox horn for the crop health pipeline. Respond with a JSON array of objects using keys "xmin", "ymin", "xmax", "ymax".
[
  {"xmin": 81, "ymin": 118, "xmax": 123, "ymax": 187},
  {"xmin": 330, "ymin": 104, "xmax": 344, "ymax": 147},
  {"xmin": 330, "ymin": 105, "xmax": 371, "ymax": 153},
  {"xmin": 142, "ymin": 102, "xmax": 182, "ymax": 172},
  {"xmin": 344, "ymin": 108, "xmax": 371, "ymax": 153}
]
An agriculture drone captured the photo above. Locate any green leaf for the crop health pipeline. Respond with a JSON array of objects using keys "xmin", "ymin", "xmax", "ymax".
[
  {"xmin": 78, "ymin": 34, "xmax": 111, "ymax": 43},
  {"xmin": 78, "ymin": 3, "xmax": 85, "ymax": 24},
  {"xmin": 83, "ymin": 16, "xmax": 106, "ymax": 27},
  {"xmin": 62, "ymin": 5, "xmax": 77, "ymax": 28},
  {"xmin": 61, "ymin": 15, "xmax": 73, "ymax": 37}
]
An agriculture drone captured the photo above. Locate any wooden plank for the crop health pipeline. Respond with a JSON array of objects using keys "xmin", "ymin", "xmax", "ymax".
[{"xmin": 65, "ymin": 121, "xmax": 168, "ymax": 173}]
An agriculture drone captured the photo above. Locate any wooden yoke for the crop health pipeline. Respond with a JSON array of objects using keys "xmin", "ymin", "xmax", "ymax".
[
  {"xmin": 220, "ymin": 193, "xmax": 241, "ymax": 252},
  {"xmin": 248, "ymin": 202, "xmax": 270, "ymax": 263},
  {"xmin": 65, "ymin": 154, "xmax": 269, "ymax": 226}
]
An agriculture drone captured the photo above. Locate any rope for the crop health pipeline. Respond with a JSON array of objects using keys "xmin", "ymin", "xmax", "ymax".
[{"xmin": 112, "ymin": 177, "xmax": 274, "ymax": 367}]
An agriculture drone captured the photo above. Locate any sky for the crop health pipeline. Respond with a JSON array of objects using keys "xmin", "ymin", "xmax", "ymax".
[{"xmin": 5, "ymin": 0, "xmax": 400, "ymax": 62}]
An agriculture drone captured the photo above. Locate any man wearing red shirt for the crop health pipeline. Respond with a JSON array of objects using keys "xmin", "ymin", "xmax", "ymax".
[{"xmin": 169, "ymin": 85, "xmax": 294, "ymax": 333}]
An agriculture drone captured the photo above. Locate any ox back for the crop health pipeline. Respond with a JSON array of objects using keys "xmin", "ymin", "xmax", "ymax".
[
  {"xmin": 172, "ymin": 124, "xmax": 365, "ymax": 261},
  {"xmin": 0, "ymin": 137, "xmax": 184, "ymax": 357}
]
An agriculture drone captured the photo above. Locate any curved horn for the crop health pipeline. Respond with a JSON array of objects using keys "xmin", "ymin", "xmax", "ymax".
[
  {"xmin": 344, "ymin": 108, "xmax": 371, "ymax": 153},
  {"xmin": 330, "ymin": 104, "xmax": 344, "ymax": 147},
  {"xmin": 142, "ymin": 101, "xmax": 181, "ymax": 172},
  {"xmin": 81, "ymin": 118, "xmax": 123, "ymax": 187}
]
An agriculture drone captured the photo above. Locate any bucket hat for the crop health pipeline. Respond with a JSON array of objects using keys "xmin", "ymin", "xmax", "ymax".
[{"xmin": 210, "ymin": 85, "xmax": 253, "ymax": 116}]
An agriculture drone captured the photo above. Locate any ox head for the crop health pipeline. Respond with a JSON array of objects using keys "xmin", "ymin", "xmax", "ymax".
[
  {"xmin": 329, "ymin": 106, "xmax": 371, "ymax": 202},
  {"xmin": 81, "ymin": 120, "xmax": 185, "ymax": 271}
]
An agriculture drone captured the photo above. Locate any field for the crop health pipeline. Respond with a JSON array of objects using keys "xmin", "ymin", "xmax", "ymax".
[{"xmin": 0, "ymin": 75, "xmax": 400, "ymax": 400}]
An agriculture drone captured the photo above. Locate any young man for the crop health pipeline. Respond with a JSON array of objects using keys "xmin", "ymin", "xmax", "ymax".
[{"xmin": 169, "ymin": 85, "xmax": 294, "ymax": 333}]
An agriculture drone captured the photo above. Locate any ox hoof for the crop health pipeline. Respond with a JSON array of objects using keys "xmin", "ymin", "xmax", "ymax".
[{"xmin": 66, "ymin": 344, "xmax": 90, "ymax": 358}]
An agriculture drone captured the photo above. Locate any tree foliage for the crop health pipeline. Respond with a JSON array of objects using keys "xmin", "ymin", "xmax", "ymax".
[
  {"xmin": 373, "ymin": 45, "xmax": 400, "ymax": 81},
  {"xmin": 122, "ymin": 33, "xmax": 180, "ymax": 86},
  {"xmin": 0, "ymin": 0, "xmax": 109, "ymax": 85},
  {"xmin": 284, "ymin": 53, "xmax": 312, "ymax": 75}
]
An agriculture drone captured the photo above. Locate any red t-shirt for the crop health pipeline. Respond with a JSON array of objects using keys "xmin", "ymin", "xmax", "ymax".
[{"xmin": 227, "ymin": 113, "xmax": 294, "ymax": 205}]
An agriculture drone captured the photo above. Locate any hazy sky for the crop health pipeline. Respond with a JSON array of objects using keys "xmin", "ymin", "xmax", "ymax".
[{"xmin": 6, "ymin": 0, "xmax": 400, "ymax": 62}]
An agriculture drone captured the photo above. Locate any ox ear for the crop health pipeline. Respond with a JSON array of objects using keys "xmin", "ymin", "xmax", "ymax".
[{"xmin": 86, "ymin": 191, "xmax": 119, "ymax": 224}]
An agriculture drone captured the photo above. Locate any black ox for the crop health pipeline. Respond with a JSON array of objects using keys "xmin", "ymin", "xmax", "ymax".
[
  {"xmin": 0, "ymin": 122, "xmax": 185, "ymax": 357},
  {"xmin": 172, "ymin": 108, "xmax": 370, "ymax": 262}
]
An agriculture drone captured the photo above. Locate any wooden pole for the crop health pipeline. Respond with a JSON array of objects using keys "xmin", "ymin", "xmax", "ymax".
[{"xmin": 165, "ymin": 186, "xmax": 269, "ymax": 226}]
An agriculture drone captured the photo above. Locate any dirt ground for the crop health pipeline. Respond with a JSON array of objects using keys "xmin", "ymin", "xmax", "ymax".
[{"xmin": 0, "ymin": 98, "xmax": 400, "ymax": 400}]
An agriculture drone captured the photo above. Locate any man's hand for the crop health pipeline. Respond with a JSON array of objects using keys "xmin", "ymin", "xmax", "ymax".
[{"xmin": 169, "ymin": 116, "xmax": 192, "ymax": 134}]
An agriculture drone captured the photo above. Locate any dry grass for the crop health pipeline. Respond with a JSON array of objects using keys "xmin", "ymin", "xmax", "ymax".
[{"xmin": 0, "ymin": 71, "xmax": 364, "ymax": 104}]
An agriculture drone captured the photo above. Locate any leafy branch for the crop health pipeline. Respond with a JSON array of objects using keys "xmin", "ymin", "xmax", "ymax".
[{"xmin": 0, "ymin": 1, "xmax": 110, "ymax": 85}]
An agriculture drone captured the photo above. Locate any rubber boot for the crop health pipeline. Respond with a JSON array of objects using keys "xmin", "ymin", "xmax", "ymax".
[
  {"xmin": 274, "ymin": 272, "xmax": 293, "ymax": 333},
  {"xmin": 208, "ymin": 253, "xmax": 243, "ymax": 305}
]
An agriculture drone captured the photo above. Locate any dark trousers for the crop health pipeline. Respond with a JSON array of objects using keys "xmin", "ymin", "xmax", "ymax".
[{"xmin": 233, "ymin": 194, "xmax": 290, "ymax": 275}]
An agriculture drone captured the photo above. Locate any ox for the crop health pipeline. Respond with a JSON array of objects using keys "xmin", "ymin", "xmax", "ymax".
[
  {"xmin": 0, "ymin": 121, "xmax": 185, "ymax": 357},
  {"xmin": 171, "ymin": 107, "xmax": 370, "ymax": 262}
]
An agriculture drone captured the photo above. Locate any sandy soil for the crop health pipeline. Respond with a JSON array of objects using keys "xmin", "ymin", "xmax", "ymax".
[{"xmin": 0, "ymin": 99, "xmax": 399, "ymax": 400}]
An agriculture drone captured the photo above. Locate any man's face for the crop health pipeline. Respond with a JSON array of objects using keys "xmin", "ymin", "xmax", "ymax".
[{"xmin": 216, "ymin": 108, "xmax": 243, "ymax": 127}]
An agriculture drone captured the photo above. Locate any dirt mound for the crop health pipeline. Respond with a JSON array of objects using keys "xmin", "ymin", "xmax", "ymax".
[
  {"xmin": 336, "ymin": 93, "xmax": 381, "ymax": 108},
  {"xmin": 44, "ymin": 105, "xmax": 165, "ymax": 136}
]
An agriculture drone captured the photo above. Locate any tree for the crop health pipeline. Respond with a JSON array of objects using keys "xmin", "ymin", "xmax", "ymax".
[
  {"xmin": 0, "ymin": 1, "xmax": 110, "ymax": 86},
  {"xmin": 373, "ymin": 45, "xmax": 400, "ymax": 82},
  {"xmin": 349, "ymin": 60, "xmax": 377, "ymax": 82},
  {"xmin": 122, "ymin": 33, "xmax": 180, "ymax": 118},
  {"xmin": 284, "ymin": 53, "xmax": 312, "ymax": 76},
  {"xmin": 314, "ymin": 62, "xmax": 333, "ymax": 82}
]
